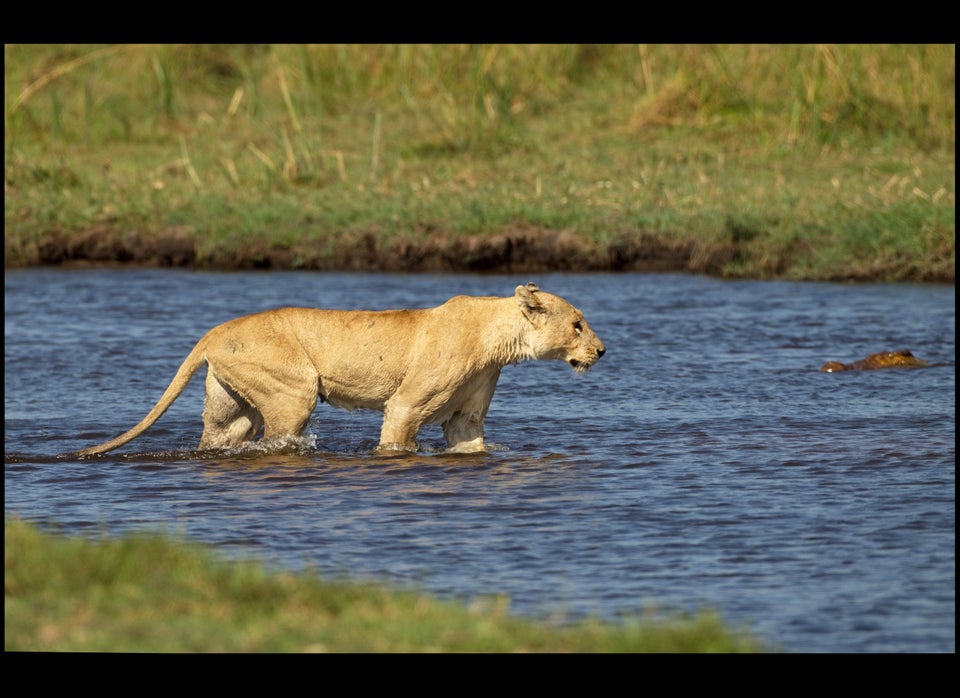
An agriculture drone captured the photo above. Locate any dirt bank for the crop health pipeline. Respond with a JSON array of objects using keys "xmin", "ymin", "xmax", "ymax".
[
  {"xmin": 10, "ymin": 225, "xmax": 733, "ymax": 273},
  {"xmin": 5, "ymin": 225, "xmax": 954, "ymax": 282}
]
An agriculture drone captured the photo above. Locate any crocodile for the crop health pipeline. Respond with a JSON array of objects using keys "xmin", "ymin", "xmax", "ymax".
[{"xmin": 819, "ymin": 349, "xmax": 931, "ymax": 372}]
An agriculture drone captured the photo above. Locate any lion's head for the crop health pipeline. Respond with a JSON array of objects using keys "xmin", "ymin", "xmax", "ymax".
[{"xmin": 515, "ymin": 283, "xmax": 605, "ymax": 373}]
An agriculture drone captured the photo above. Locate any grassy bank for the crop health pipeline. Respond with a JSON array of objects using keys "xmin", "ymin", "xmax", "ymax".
[
  {"xmin": 5, "ymin": 518, "xmax": 765, "ymax": 652},
  {"xmin": 4, "ymin": 44, "xmax": 954, "ymax": 281}
]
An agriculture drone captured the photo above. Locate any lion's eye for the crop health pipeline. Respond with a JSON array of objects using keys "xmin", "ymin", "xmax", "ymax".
[{"xmin": 573, "ymin": 321, "xmax": 583, "ymax": 333}]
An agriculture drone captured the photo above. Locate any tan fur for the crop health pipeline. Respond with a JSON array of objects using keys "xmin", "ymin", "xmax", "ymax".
[{"xmin": 66, "ymin": 283, "xmax": 605, "ymax": 457}]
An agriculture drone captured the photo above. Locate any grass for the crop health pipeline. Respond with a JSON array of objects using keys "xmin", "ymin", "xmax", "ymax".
[
  {"xmin": 5, "ymin": 518, "xmax": 766, "ymax": 653},
  {"xmin": 4, "ymin": 44, "xmax": 955, "ymax": 280}
]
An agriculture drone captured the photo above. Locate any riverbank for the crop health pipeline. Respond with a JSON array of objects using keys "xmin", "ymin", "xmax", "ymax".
[
  {"xmin": 5, "ymin": 224, "xmax": 725, "ymax": 274},
  {"xmin": 5, "ymin": 45, "xmax": 954, "ymax": 282},
  {"xmin": 7, "ymin": 224, "xmax": 955, "ymax": 282}
]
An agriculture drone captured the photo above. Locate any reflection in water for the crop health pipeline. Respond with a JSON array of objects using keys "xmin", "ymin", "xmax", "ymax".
[{"xmin": 4, "ymin": 269, "xmax": 955, "ymax": 653}]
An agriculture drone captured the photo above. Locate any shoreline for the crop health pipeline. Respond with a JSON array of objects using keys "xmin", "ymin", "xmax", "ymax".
[{"xmin": 4, "ymin": 226, "xmax": 954, "ymax": 283}]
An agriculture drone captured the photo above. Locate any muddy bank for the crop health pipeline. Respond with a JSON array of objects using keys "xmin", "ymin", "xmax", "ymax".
[
  {"xmin": 11, "ymin": 225, "xmax": 731, "ymax": 274},
  {"xmin": 6, "ymin": 225, "xmax": 954, "ymax": 282}
]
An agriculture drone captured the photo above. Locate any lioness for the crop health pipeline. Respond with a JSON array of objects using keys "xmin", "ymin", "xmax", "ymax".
[{"xmin": 66, "ymin": 283, "xmax": 605, "ymax": 457}]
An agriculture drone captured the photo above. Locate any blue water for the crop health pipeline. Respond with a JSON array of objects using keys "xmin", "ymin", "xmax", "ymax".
[{"xmin": 4, "ymin": 269, "xmax": 955, "ymax": 652}]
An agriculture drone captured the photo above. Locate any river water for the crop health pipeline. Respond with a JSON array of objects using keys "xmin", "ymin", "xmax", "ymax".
[{"xmin": 4, "ymin": 269, "xmax": 955, "ymax": 653}]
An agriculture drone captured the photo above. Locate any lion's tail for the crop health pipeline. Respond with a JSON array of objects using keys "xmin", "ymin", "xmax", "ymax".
[{"xmin": 63, "ymin": 337, "xmax": 210, "ymax": 458}]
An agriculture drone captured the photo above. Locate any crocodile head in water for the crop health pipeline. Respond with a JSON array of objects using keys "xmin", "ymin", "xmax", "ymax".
[{"xmin": 819, "ymin": 349, "xmax": 931, "ymax": 372}]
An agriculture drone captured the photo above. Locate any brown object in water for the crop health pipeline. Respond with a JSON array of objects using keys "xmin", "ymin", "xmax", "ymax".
[{"xmin": 819, "ymin": 349, "xmax": 931, "ymax": 372}]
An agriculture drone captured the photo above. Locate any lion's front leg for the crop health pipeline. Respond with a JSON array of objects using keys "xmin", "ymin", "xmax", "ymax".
[
  {"xmin": 442, "ymin": 411, "xmax": 486, "ymax": 453},
  {"xmin": 377, "ymin": 400, "xmax": 423, "ymax": 452},
  {"xmin": 441, "ymin": 369, "xmax": 500, "ymax": 453}
]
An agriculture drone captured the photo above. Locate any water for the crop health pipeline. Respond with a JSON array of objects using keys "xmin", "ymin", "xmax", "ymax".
[{"xmin": 4, "ymin": 268, "xmax": 955, "ymax": 653}]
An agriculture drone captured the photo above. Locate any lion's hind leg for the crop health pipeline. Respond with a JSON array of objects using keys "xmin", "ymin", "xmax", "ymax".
[{"xmin": 199, "ymin": 370, "xmax": 264, "ymax": 449}]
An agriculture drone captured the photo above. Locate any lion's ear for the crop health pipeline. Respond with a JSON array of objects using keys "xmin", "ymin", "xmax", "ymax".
[{"xmin": 515, "ymin": 283, "xmax": 545, "ymax": 321}]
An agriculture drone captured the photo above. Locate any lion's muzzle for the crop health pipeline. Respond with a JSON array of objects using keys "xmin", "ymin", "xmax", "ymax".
[{"xmin": 568, "ymin": 345, "xmax": 605, "ymax": 373}]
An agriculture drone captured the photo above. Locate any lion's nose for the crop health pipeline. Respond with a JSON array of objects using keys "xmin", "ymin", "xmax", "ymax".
[{"xmin": 597, "ymin": 347, "xmax": 606, "ymax": 358}]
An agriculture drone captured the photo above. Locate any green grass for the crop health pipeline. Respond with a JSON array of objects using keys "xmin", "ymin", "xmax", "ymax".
[
  {"xmin": 5, "ymin": 518, "xmax": 765, "ymax": 652},
  {"xmin": 4, "ymin": 44, "xmax": 955, "ymax": 280}
]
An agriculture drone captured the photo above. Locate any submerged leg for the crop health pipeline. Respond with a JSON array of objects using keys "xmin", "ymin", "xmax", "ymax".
[
  {"xmin": 442, "ymin": 411, "xmax": 486, "ymax": 453},
  {"xmin": 377, "ymin": 401, "xmax": 423, "ymax": 452},
  {"xmin": 441, "ymin": 370, "xmax": 499, "ymax": 453},
  {"xmin": 199, "ymin": 370, "xmax": 263, "ymax": 449},
  {"xmin": 207, "ymin": 360, "xmax": 318, "ymax": 444}
]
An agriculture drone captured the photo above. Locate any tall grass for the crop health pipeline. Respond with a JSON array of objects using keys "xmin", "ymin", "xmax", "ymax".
[
  {"xmin": 7, "ymin": 45, "xmax": 952, "ymax": 153},
  {"xmin": 3, "ymin": 44, "xmax": 955, "ymax": 280}
]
